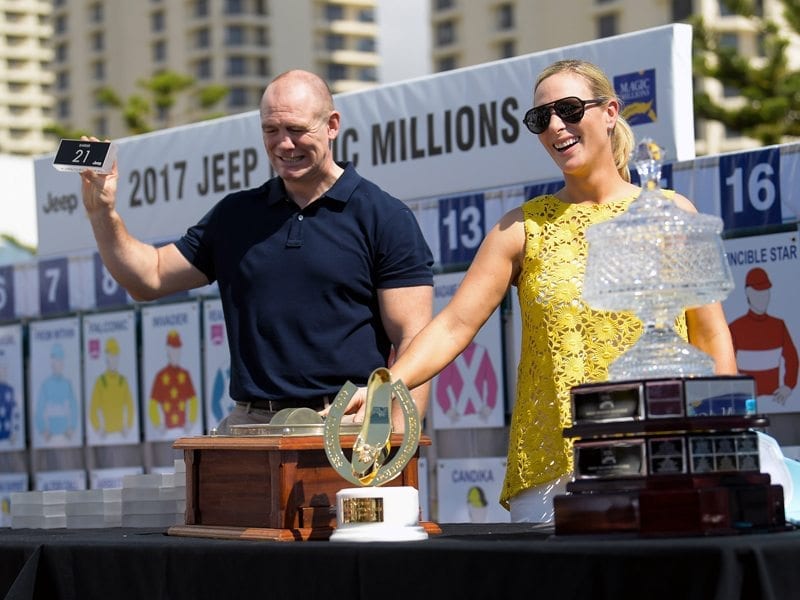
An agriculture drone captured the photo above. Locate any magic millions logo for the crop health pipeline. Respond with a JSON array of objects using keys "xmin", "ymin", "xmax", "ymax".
[{"xmin": 614, "ymin": 69, "xmax": 657, "ymax": 126}]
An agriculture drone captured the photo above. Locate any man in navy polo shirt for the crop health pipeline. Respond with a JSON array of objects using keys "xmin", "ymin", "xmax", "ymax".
[{"xmin": 80, "ymin": 70, "xmax": 434, "ymax": 433}]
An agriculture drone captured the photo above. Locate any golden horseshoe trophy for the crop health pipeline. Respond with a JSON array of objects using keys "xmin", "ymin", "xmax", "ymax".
[{"xmin": 323, "ymin": 367, "xmax": 427, "ymax": 542}]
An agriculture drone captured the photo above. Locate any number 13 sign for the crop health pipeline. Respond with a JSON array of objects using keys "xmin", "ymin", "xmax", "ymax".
[{"xmin": 438, "ymin": 193, "xmax": 485, "ymax": 267}]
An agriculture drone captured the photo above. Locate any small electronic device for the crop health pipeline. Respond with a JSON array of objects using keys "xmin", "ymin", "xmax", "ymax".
[{"xmin": 52, "ymin": 139, "xmax": 116, "ymax": 174}]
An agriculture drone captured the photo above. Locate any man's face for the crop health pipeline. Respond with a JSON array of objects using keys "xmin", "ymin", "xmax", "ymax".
[{"xmin": 259, "ymin": 80, "xmax": 339, "ymax": 186}]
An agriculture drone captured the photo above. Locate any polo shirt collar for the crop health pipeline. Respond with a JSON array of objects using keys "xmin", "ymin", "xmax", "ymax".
[{"xmin": 265, "ymin": 161, "xmax": 359, "ymax": 207}]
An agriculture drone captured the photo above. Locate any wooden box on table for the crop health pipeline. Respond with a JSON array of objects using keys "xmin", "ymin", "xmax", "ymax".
[{"xmin": 168, "ymin": 434, "xmax": 437, "ymax": 541}]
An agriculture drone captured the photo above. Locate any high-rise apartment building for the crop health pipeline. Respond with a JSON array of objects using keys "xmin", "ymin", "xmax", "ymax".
[
  {"xmin": 0, "ymin": 0, "xmax": 54, "ymax": 156},
  {"xmin": 430, "ymin": 0, "xmax": 800, "ymax": 156},
  {"xmin": 50, "ymin": 0, "xmax": 380, "ymax": 141}
]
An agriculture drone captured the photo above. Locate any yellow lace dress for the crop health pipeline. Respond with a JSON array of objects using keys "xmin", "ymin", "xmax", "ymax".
[{"xmin": 501, "ymin": 192, "xmax": 688, "ymax": 508}]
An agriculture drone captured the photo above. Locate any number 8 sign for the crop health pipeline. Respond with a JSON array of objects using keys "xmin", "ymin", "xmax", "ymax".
[{"xmin": 719, "ymin": 147, "xmax": 782, "ymax": 231}]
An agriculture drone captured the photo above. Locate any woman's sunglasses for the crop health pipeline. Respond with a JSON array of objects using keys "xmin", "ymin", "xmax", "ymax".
[{"xmin": 522, "ymin": 96, "xmax": 605, "ymax": 134}]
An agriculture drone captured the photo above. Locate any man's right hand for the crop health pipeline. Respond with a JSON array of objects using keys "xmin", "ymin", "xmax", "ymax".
[{"xmin": 79, "ymin": 136, "xmax": 119, "ymax": 218}]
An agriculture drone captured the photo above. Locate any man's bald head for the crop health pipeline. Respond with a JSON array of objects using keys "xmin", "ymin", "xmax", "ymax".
[{"xmin": 262, "ymin": 70, "xmax": 334, "ymax": 118}]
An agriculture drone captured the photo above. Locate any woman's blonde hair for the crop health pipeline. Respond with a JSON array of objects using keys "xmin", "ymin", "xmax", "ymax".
[{"xmin": 535, "ymin": 59, "xmax": 634, "ymax": 182}]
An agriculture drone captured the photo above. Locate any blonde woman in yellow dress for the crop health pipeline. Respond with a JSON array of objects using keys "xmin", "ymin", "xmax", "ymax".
[{"xmin": 356, "ymin": 59, "xmax": 737, "ymax": 522}]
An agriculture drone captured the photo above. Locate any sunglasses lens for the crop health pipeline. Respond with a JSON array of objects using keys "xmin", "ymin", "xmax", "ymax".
[
  {"xmin": 554, "ymin": 98, "xmax": 584, "ymax": 123},
  {"xmin": 524, "ymin": 107, "xmax": 550, "ymax": 134}
]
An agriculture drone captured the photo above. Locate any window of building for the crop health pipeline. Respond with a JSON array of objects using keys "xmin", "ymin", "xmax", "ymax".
[
  {"xmin": 196, "ymin": 27, "xmax": 211, "ymax": 48},
  {"xmin": 496, "ymin": 4, "xmax": 514, "ymax": 30},
  {"xmin": 55, "ymin": 43, "xmax": 68, "ymax": 63},
  {"xmin": 719, "ymin": 32, "xmax": 738, "ymax": 50},
  {"xmin": 722, "ymin": 84, "xmax": 739, "ymax": 98},
  {"xmin": 57, "ymin": 70, "xmax": 69, "ymax": 90},
  {"xmin": 7, "ymin": 58, "xmax": 25, "ymax": 70},
  {"xmin": 227, "ymin": 56, "xmax": 246, "ymax": 76},
  {"xmin": 358, "ymin": 66, "xmax": 377, "ymax": 82},
  {"xmin": 724, "ymin": 125, "xmax": 741, "ymax": 138},
  {"xmin": 226, "ymin": 25, "xmax": 245, "ymax": 45},
  {"xmin": 499, "ymin": 40, "xmax": 515, "ymax": 59},
  {"xmin": 153, "ymin": 40, "xmax": 167, "ymax": 62},
  {"xmin": 327, "ymin": 63, "xmax": 347, "ymax": 81},
  {"xmin": 228, "ymin": 87, "xmax": 249, "ymax": 107},
  {"xmin": 93, "ymin": 60, "xmax": 105, "ymax": 80},
  {"xmin": 325, "ymin": 4, "xmax": 344, "ymax": 21},
  {"xmin": 357, "ymin": 37, "xmax": 376, "ymax": 52},
  {"xmin": 57, "ymin": 99, "xmax": 71, "ymax": 119},
  {"xmin": 255, "ymin": 26, "xmax": 269, "ymax": 46},
  {"xmin": 435, "ymin": 0, "xmax": 455, "ymax": 10},
  {"xmin": 596, "ymin": 13, "xmax": 617, "ymax": 38},
  {"xmin": 92, "ymin": 31, "xmax": 104, "ymax": 51},
  {"xmin": 435, "ymin": 21, "xmax": 456, "ymax": 46},
  {"xmin": 256, "ymin": 57, "xmax": 269, "ymax": 76},
  {"xmin": 671, "ymin": 0, "xmax": 693, "ymax": 21},
  {"xmin": 437, "ymin": 55, "xmax": 457, "ymax": 72},
  {"xmin": 94, "ymin": 116, "xmax": 107, "ymax": 137},
  {"xmin": 8, "ymin": 105, "xmax": 26, "ymax": 116},
  {"xmin": 326, "ymin": 33, "xmax": 345, "ymax": 51},
  {"xmin": 196, "ymin": 58, "xmax": 212, "ymax": 79},
  {"xmin": 9, "ymin": 129, "xmax": 27, "ymax": 140},
  {"xmin": 195, "ymin": 0, "xmax": 209, "ymax": 17},
  {"xmin": 254, "ymin": 0, "xmax": 268, "ymax": 16},
  {"xmin": 6, "ymin": 35, "xmax": 23, "ymax": 47},
  {"xmin": 54, "ymin": 14, "xmax": 67, "ymax": 34},
  {"xmin": 225, "ymin": 0, "xmax": 244, "ymax": 15},
  {"xmin": 89, "ymin": 2, "xmax": 103, "ymax": 22},
  {"xmin": 357, "ymin": 8, "xmax": 375, "ymax": 22},
  {"xmin": 151, "ymin": 11, "xmax": 165, "ymax": 32},
  {"xmin": 718, "ymin": 0, "xmax": 761, "ymax": 16},
  {"xmin": 756, "ymin": 31, "xmax": 766, "ymax": 57}
]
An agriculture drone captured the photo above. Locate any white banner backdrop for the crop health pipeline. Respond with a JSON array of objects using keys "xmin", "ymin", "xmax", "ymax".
[{"xmin": 32, "ymin": 24, "xmax": 693, "ymax": 258}]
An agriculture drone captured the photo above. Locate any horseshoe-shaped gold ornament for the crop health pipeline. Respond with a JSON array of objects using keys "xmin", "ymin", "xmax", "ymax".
[{"xmin": 324, "ymin": 367, "xmax": 421, "ymax": 487}]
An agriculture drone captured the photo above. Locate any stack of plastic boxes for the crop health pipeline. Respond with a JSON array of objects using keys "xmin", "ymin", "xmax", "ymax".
[{"xmin": 10, "ymin": 459, "xmax": 185, "ymax": 529}]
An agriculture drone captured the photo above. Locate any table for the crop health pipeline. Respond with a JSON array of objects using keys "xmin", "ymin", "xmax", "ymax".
[{"xmin": 1, "ymin": 524, "xmax": 799, "ymax": 600}]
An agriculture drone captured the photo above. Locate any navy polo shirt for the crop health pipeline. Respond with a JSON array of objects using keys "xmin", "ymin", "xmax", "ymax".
[{"xmin": 175, "ymin": 162, "xmax": 434, "ymax": 405}]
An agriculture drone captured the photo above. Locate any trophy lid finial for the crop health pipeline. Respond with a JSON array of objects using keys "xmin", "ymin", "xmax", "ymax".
[{"xmin": 632, "ymin": 138, "xmax": 664, "ymax": 191}]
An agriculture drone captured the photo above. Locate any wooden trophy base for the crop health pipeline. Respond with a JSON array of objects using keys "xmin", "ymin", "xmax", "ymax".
[
  {"xmin": 167, "ymin": 434, "xmax": 440, "ymax": 542},
  {"xmin": 555, "ymin": 473, "xmax": 787, "ymax": 537}
]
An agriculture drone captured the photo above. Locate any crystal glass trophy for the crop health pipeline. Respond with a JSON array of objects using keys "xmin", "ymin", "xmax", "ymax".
[{"xmin": 582, "ymin": 139, "xmax": 734, "ymax": 380}]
